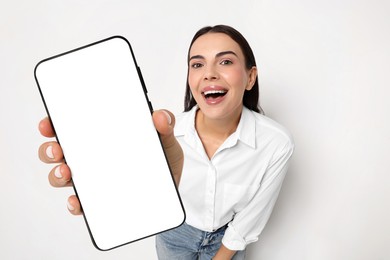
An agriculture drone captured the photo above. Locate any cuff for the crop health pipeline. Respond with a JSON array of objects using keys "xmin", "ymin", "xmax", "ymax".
[{"xmin": 222, "ymin": 224, "xmax": 258, "ymax": 251}]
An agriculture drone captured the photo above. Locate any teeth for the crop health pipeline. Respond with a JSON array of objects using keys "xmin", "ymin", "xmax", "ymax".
[{"xmin": 203, "ymin": 90, "xmax": 227, "ymax": 95}]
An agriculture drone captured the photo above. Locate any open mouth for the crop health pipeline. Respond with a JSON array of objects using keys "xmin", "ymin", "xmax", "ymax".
[{"xmin": 202, "ymin": 89, "xmax": 228, "ymax": 100}]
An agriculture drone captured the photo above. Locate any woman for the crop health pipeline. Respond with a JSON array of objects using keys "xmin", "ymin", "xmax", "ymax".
[{"xmin": 39, "ymin": 25, "xmax": 294, "ymax": 260}]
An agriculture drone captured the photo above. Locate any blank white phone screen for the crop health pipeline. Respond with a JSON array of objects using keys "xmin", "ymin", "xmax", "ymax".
[{"xmin": 35, "ymin": 36, "xmax": 185, "ymax": 251}]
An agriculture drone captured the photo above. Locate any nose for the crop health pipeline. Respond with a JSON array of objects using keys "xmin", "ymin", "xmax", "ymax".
[{"xmin": 204, "ymin": 65, "xmax": 219, "ymax": 81}]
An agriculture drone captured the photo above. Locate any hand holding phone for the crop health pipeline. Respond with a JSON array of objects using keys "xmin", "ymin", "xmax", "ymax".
[{"xmin": 35, "ymin": 36, "xmax": 185, "ymax": 251}]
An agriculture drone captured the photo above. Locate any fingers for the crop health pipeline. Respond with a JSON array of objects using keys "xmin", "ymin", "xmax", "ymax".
[
  {"xmin": 38, "ymin": 141, "xmax": 64, "ymax": 163},
  {"xmin": 67, "ymin": 195, "xmax": 82, "ymax": 215},
  {"xmin": 48, "ymin": 163, "xmax": 72, "ymax": 187},
  {"xmin": 49, "ymin": 165, "xmax": 82, "ymax": 214},
  {"xmin": 152, "ymin": 110, "xmax": 184, "ymax": 186},
  {"xmin": 38, "ymin": 117, "xmax": 82, "ymax": 215},
  {"xmin": 39, "ymin": 117, "xmax": 55, "ymax": 137},
  {"xmin": 38, "ymin": 117, "xmax": 64, "ymax": 164}
]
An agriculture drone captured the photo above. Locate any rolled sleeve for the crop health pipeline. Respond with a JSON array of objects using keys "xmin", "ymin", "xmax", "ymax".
[
  {"xmin": 222, "ymin": 222, "xmax": 256, "ymax": 250},
  {"xmin": 222, "ymin": 141, "xmax": 294, "ymax": 250}
]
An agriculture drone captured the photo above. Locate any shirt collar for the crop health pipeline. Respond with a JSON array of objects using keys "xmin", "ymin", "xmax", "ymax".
[
  {"xmin": 174, "ymin": 105, "xmax": 256, "ymax": 149},
  {"xmin": 235, "ymin": 106, "xmax": 256, "ymax": 149},
  {"xmin": 174, "ymin": 106, "xmax": 198, "ymax": 149}
]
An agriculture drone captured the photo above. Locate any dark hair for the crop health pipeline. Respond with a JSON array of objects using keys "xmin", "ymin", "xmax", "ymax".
[{"xmin": 184, "ymin": 25, "xmax": 264, "ymax": 114}]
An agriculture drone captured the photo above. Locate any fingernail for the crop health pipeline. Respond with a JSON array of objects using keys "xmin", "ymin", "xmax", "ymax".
[
  {"xmin": 54, "ymin": 165, "xmax": 63, "ymax": 179},
  {"xmin": 162, "ymin": 110, "xmax": 172, "ymax": 125},
  {"xmin": 46, "ymin": 145, "xmax": 54, "ymax": 159},
  {"xmin": 67, "ymin": 200, "xmax": 75, "ymax": 211}
]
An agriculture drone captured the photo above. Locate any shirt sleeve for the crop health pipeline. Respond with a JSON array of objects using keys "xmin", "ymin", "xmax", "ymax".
[{"xmin": 222, "ymin": 140, "xmax": 295, "ymax": 250}]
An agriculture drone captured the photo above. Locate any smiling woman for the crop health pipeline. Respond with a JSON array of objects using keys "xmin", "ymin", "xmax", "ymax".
[
  {"xmin": 37, "ymin": 24, "xmax": 294, "ymax": 260},
  {"xmin": 187, "ymin": 32, "xmax": 257, "ymax": 125},
  {"xmin": 155, "ymin": 25, "xmax": 295, "ymax": 260},
  {"xmin": 185, "ymin": 25, "xmax": 263, "ymax": 115}
]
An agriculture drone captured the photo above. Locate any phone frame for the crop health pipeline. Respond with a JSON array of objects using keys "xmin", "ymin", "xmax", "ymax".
[{"xmin": 34, "ymin": 36, "xmax": 185, "ymax": 251}]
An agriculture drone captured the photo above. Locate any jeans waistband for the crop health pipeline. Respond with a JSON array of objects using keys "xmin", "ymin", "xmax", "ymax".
[{"xmin": 184, "ymin": 222, "xmax": 228, "ymax": 234}]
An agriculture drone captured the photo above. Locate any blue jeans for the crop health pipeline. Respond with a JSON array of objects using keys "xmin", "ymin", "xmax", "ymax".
[{"xmin": 156, "ymin": 222, "xmax": 245, "ymax": 260}]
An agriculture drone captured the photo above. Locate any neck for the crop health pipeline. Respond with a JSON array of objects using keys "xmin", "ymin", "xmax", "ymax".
[{"xmin": 195, "ymin": 106, "xmax": 242, "ymax": 140}]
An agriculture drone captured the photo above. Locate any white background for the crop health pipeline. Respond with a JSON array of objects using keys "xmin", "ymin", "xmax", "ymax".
[{"xmin": 1, "ymin": 0, "xmax": 389, "ymax": 259}]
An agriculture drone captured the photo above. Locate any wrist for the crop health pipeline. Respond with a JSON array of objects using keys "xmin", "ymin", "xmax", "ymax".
[{"xmin": 213, "ymin": 243, "xmax": 236, "ymax": 260}]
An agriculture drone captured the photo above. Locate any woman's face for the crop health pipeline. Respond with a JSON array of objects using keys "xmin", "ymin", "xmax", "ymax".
[{"xmin": 188, "ymin": 32, "xmax": 257, "ymax": 121}]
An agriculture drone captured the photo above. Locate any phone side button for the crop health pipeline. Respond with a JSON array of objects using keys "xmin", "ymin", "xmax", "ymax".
[
  {"xmin": 148, "ymin": 101, "xmax": 153, "ymax": 111},
  {"xmin": 137, "ymin": 66, "xmax": 148, "ymax": 93}
]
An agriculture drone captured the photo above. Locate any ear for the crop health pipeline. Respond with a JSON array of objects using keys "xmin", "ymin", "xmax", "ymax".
[{"xmin": 246, "ymin": 66, "xmax": 258, "ymax": 91}]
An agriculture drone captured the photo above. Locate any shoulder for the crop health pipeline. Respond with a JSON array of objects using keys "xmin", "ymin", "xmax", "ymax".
[
  {"xmin": 252, "ymin": 111, "xmax": 293, "ymax": 142},
  {"xmin": 249, "ymin": 110, "xmax": 295, "ymax": 155}
]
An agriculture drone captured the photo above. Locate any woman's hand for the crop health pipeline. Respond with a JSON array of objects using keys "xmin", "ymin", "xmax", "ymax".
[
  {"xmin": 38, "ymin": 109, "xmax": 183, "ymax": 215},
  {"xmin": 212, "ymin": 244, "xmax": 237, "ymax": 260}
]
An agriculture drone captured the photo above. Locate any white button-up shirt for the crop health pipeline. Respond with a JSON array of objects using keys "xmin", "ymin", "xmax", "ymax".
[{"xmin": 175, "ymin": 106, "xmax": 294, "ymax": 250}]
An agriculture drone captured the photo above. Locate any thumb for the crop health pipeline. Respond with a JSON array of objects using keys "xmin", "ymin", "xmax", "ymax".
[{"xmin": 152, "ymin": 110, "xmax": 183, "ymax": 186}]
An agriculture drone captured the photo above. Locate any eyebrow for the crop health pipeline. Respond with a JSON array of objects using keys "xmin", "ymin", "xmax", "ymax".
[{"xmin": 189, "ymin": 51, "xmax": 238, "ymax": 62}]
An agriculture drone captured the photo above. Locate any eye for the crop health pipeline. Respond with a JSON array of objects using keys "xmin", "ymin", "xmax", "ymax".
[
  {"xmin": 220, "ymin": 59, "xmax": 233, "ymax": 65},
  {"xmin": 190, "ymin": 62, "xmax": 203, "ymax": 69}
]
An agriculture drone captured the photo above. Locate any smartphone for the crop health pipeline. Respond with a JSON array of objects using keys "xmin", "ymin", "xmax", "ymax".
[{"xmin": 34, "ymin": 36, "xmax": 185, "ymax": 251}]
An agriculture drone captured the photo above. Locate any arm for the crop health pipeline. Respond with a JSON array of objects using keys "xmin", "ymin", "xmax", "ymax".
[
  {"xmin": 222, "ymin": 141, "xmax": 294, "ymax": 250},
  {"xmin": 213, "ymin": 244, "xmax": 236, "ymax": 260}
]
